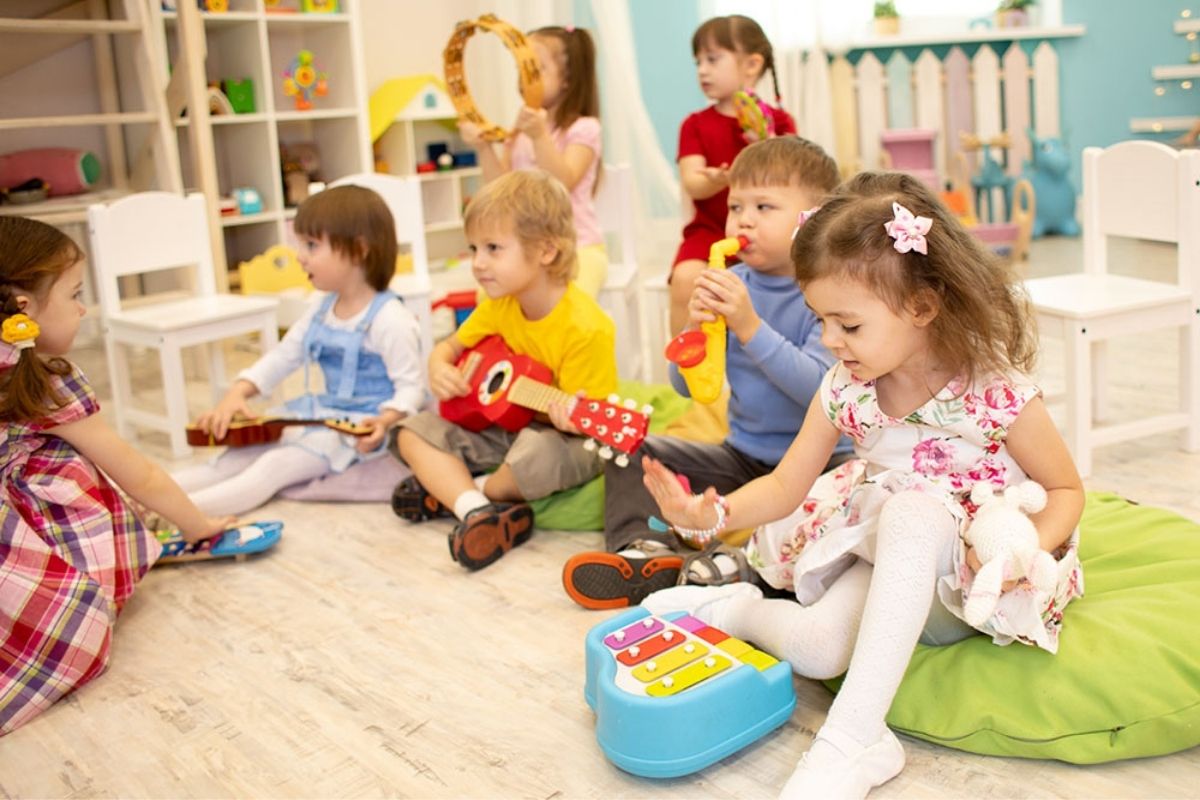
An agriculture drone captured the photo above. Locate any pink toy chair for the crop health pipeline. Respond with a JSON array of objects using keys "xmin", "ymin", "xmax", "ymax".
[{"xmin": 1023, "ymin": 140, "xmax": 1200, "ymax": 476}]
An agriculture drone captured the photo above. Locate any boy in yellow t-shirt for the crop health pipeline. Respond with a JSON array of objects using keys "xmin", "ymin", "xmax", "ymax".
[{"xmin": 390, "ymin": 169, "xmax": 618, "ymax": 570}]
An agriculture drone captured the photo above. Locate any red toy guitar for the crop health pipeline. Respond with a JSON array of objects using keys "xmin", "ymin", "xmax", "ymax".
[
  {"xmin": 185, "ymin": 417, "xmax": 372, "ymax": 447},
  {"xmin": 439, "ymin": 335, "xmax": 652, "ymax": 465}
]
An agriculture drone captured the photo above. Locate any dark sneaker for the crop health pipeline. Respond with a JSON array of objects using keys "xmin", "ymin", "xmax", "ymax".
[
  {"xmin": 391, "ymin": 476, "xmax": 453, "ymax": 522},
  {"xmin": 448, "ymin": 503, "xmax": 535, "ymax": 571},
  {"xmin": 561, "ymin": 539, "xmax": 683, "ymax": 610}
]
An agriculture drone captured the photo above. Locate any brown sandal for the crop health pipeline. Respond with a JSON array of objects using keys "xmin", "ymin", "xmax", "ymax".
[{"xmin": 448, "ymin": 503, "xmax": 535, "ymax": 570}]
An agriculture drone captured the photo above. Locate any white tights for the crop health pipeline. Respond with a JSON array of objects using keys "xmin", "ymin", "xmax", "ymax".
[
  {"xmin": 721, "ymin": 491, "xmax": 964, "ymax": 748},
  {"xmin": 173, "ymin": 444, "xmax": 329, "ymax": 517}
]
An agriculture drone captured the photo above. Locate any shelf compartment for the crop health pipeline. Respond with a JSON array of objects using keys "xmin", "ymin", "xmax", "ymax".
[
  {"xmin": 277, "ymin": 114, "xmax": 363, "ymax": 191},
  {"xmin": 267, "ymin": 22, "xmax": 359, "ymax": 110}
]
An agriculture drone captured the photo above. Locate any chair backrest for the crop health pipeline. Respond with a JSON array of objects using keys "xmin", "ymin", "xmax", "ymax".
[
  {"xmin": 328, "ymin": 173, "xmax": 429, "ymax": 282},
  {"xmin": 87, "ymin": 192, "xmax": 216, "ymax": 317},
  {"xmin": 593, "ymin": 163, "xmax": 637, "ymax": 267},
  {"xmin": 1082, "ymin": 140, "xmax": 1200, "ymax": 296}
]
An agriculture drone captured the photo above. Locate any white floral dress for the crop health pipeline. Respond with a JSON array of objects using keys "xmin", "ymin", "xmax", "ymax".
[{"xmin": 746, "ymin": 363, "xmax": 1084, "ymax": 653}]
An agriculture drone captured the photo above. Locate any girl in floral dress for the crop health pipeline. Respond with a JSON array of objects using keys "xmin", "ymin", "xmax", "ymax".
[
  {"xmin": 0, "ymin": 217, "xmax": 232, "ymax": 736},
  {"xmin": 641, "ymin": 171, "xmax": 1085, "ymax": 800}
]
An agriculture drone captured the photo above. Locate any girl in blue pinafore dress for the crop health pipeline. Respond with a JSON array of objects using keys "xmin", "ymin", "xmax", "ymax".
[{"xmin": 176, "ymin": 186, "xmax": 425, "ymax": 516}]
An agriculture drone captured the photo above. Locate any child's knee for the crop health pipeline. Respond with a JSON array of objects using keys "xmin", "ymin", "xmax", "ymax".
[{"xmin": 877, "ymin": 491, "xmax": 956, "ymax": 543}]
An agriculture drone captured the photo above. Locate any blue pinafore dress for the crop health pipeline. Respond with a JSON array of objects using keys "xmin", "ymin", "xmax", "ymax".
[{"xmin": 278, "ymin": 290, "xmax": 397, "ymax": 472}]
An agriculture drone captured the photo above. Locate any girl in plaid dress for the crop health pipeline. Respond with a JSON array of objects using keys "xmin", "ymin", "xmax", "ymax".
[{"xmin": 0, "ymin": 216, "xmax": 232, "ymax": 736}]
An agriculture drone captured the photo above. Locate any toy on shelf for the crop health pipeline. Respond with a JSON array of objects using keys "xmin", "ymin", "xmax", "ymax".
[
  {"xmin": 880, "ymin": 128, "xmax": 939, "ymax": 189},
  {"xmin": 1020, "ymin": 130, "xmax": 1080, "ymax": 237},
  {"xmin": 433, "ymin": 289, "xmax": 478, "ymax": 328},
  {"xmin": 199, "ymin": 0, "xmax": 229, "ymax": 12},
  {"xmin": 443, "ymin": 14, "xmax": 543, "ymax": 142},
  {"xmin": 280, "ymin": 141, "xmax": 321, "ymax": 206},
  {"xmin": 301, "ymin": 0, "xmax": 337, "ymax": 11},
  {"xmin": 239, "ymin": 244, "xmax": 308, "ymax": 295},
  {"xmin": 222, "ymin": 78, "xmax": 255, "ymax": 114},
  {"xmin": 233, "ymin": 187, "xmax": 263, "ymax": 214},
  {"xmin": 584, "ymin": 606, "xmax": 796, "ymax": 778},
  {"xmin": 0, "ymin": 148, "xmax": 100, "ymax": 197},
  {"xmin": 732, "ymin": 90, "xmax": 774, "ymax": 143},
  {"xmin": 282, "ymin": 49, "xmax": 328, "ymax": 111},
  {"xmin": 664, "ymin": 235, "xmax": 747, "ymax": 405},
  {"xmin": 950, "ymin": 132, "xmax": 1036, "ymax": 262}
]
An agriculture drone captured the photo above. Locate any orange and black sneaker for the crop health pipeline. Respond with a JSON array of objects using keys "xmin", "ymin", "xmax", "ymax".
[
  {"xmin": 391, "ymin": 476, "xmax": 453, "ymax": 522},
  {"xmin": 561, "ymin": 540, "xmax": 683, "ymax": 610},
  {"xmin": 448, "ymin": 503, "xmax": 535, "ymax": 571}
]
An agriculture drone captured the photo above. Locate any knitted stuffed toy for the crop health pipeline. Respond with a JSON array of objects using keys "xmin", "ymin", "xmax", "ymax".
[{"xmin": 963, "ymin": 481, "xmax": 1058, "ymax": 626}]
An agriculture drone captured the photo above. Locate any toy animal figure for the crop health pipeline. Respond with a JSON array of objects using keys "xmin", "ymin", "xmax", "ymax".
[
  {"xmin": 1021, "ymin": 130, "xmax": 1080, "ymax": 237},
  {"xmin": 963, "ymin": 480, "xmax": 1058, "ymax": 627},
  {"xmin": 960, "ymin": 132, "xmax": 1015, "ymax": 224}
]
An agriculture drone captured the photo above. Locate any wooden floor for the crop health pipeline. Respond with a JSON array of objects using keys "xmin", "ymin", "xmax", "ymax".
[{"xmin": 3, "ymin": 237, "xmax": 1199, "ymax": 798}]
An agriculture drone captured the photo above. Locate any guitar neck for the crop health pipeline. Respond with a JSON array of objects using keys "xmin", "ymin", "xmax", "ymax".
[{"xmin": 507, "ymin": 375, "xmax": 572, "ymax": 413}]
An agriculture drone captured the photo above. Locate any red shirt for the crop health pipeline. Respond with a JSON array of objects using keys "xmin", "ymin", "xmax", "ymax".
[{"xmin": 673, "ymin": 105, "xmax": 797, "ymax": 266}]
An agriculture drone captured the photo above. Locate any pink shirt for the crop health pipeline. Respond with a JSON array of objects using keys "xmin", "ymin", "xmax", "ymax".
[{"xmin": 509, "ymin": 115, "xmax": 603, "ymax": 247}]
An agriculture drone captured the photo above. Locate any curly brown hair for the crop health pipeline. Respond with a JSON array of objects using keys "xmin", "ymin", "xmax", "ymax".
[
  {"xmin": 0, "ymin": 216, "xmax": 81, "ymax": 422},
  {"xmin": 791, "ymin": 171, "xmax": 1036, "ymax": 385}
]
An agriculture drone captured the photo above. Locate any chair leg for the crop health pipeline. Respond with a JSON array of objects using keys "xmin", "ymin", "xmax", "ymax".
[
  {"xmin": 160, "ymin": 342, "xmax": 191, "ymax": 460},
  {"xmin": 1091, "ymin": 340, "xmax": 1108, "ymax": 422},
  {"xmin": 205, "ymin": 342, "xmax": 228, "ymax": 406},
  {"xmin": 1182, "ymin": 322, "xmax": 1200, "ymax": 452},
  {"xmin": 1063, "ymin": 322, "xmax": 1093, "ymax": 478},
  {"xmin": 105, "ymin": 334, "xmax": 134, "ymax": 439}
]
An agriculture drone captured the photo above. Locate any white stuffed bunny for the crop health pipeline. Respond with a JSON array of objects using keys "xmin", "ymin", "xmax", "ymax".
[{"xmin": 963, "ymin": 481, "xmax": 1058, "ymax": 626}]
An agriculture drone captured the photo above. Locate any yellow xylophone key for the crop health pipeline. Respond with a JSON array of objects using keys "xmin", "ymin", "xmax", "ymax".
[
  {"xmin": 646, "ymin": 654, "xmax": 733, "ymax": 697},
  {"xmin": 716, "ymin": 637, "xmax": 753, "ymax": 658},
  {"xmin": 631, "ymin": 641, "xmax": 709, "ymax": 683},
  {"xmin": 739, "ymin": 649, "xmax": 779, "ymax": 671}
]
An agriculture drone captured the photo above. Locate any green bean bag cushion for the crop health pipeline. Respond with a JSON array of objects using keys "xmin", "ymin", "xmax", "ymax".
[
  {"xmin": 529, "ymin": 381, "xmax": 692, "ymax": 532},
  {"xmin": 833, "ymin": 492, "xmax": 1200, "ymax": 763}
]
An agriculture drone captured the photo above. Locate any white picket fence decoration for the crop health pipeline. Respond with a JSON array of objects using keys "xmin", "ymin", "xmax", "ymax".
[{"xmin": 778, "ymin": 40, "xmax": 1064, "ymax": 190}]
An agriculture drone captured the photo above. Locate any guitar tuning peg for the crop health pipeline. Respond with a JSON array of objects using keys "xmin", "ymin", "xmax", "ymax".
[
  {"xmin": 615, "ymin": 453, "xmax": 630, "ymax": 468},
  {"xmin": 623, "ymin": 398, "xmax": 637, "ymax": 409},
  {"xmin": 607, "ymin": 393, "xmax": 620, "ymax": 404},
  {"xmin": 641, "ymin": 404, "xmax": 655, "ymax": 416},
  {"xmin": 583, "ymin": 438, "xmax": 597, "ymax": 452},
  {"xmin": 599, "ymin": 445, "xmax": 614, "ymax": 460}
]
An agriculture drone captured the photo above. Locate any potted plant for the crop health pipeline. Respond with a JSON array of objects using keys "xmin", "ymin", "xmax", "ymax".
[
  {"xmin": 873, "ymin": 1, "xmax": 900, "ymax": 35},
  {"xmin": 996, "ymin": 0, "xmax": 1036, "ymax": 28}
]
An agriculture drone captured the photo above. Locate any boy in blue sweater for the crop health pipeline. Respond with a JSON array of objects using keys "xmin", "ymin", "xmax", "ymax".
[{"xmin": 563, "ymin": 136, "xmax": 852, "ymax": 609}]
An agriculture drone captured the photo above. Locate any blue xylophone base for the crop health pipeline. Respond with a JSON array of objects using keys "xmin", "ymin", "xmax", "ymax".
[{"xmin": 584, "ymin": 606, "xmax": 796, "ymax": 778}]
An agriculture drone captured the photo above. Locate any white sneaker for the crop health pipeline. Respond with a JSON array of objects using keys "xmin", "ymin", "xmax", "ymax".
[
  {"xmin": 641, "ymin": 582, "xmax": 762, "ymax": 630},
  {"xmin": 777, "ymin": 725, "xmax": 905, "ymax": 800}
]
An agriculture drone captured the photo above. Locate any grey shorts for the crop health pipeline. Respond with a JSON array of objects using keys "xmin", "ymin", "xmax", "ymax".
[{"xmin": 389, "ymin": 411, "xmax": 602, "ymax": 501}]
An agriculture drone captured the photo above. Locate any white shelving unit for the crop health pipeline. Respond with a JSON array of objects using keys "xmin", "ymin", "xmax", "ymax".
[
  {"xmin": 157, "ymin": 0, "xmax": 371, "ymax": 289},
  {"xmin": 371, "ymin": 76, "xmax": 481, "ymax": 268},
  {"xmin": 0, "ymin": 1, "xmax": 183, "ymax": 227},
  {"xmin": 1133, "ymin": 13, "xmax": 1200, "ymax": 136}
]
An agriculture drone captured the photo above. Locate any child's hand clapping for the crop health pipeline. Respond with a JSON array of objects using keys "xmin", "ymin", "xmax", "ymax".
[
  {"xmin": 429, "ymin": 359, "xmax": 471, "ymax": 401},
  {"xmin": 642, "ymin": 456, "xmax": 724, "ymax": 531}
]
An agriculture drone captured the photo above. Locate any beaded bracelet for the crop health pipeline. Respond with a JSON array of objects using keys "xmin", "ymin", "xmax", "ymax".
[{"xmin": 672, "ymin": 494, "xmax": 730, "ymax": 548}]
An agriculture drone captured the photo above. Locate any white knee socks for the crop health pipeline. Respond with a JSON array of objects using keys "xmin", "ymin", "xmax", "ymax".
[{"xmin": 823, "ymin": 491, "xmax": 957, "ymax": 747}]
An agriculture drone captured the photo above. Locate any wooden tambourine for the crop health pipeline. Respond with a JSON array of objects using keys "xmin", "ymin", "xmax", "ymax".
[{"xmin": 443, "ymin": 14, "xmax": 543, "ymax": 142}]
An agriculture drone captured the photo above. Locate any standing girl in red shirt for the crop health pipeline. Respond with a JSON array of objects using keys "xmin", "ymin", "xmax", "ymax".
[{"xmin": 669, "ymin": 15, "xmax": 795, "ymax": 335}]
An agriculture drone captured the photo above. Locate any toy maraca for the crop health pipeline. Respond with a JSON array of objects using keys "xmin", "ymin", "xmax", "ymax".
[
  {"xmin": 664, "ymin": 235, "xmax": 748, "ymax": 404},
  {"xmin": 733, "ymin": 90, "xmax": 774, "ymax": 143}
]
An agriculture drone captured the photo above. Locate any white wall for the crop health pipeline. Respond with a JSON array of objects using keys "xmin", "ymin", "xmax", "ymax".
[{"xmin": 359, "ymin": 0, "xmax": 480, "ymax": 93}]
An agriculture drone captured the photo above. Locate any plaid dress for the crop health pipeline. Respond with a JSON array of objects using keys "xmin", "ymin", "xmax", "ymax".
[{"xmin": 0, "ymin": 364, "xmax": 160, "ymax": 735}]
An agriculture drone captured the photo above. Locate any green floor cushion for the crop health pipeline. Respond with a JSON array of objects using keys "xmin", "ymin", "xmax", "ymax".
[
  {"xmin": 530, "ymin": 381, "xmax": 693, "ymax": 532},
  {"xmin": 833, "ymin": 492, "xmax": 1200, "ymax": 763}
]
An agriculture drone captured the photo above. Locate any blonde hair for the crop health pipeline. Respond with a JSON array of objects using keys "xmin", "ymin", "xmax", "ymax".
[
  {"xmin": 0, "ymin": 216, "xmax": 81, "ymax": 422},
  {"xmin": 293, "ymin": 185, "xmax": 398, "ymax": 292},
  {"xmin": 463, "ymin": 170, "xmax": 577, "ymax": 283},
  {"xmin": 728, "ymin": 135, "xmax": 840, "ymax": 195},
  {"xmin": 792, "ymin": 171, "xmax": 1036, "ymax": 384}
]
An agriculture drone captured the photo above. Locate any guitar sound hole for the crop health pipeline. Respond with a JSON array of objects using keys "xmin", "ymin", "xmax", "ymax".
[{"xmin": 487, "ymin": 371, "xmax": 507, "ymax": 395}]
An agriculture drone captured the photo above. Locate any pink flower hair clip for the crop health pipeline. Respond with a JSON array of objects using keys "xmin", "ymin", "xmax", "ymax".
[
  {"xmin": 884, "ymin": 202, "xmax": 932, "ymax": 255},
  {"xmin": 791, "ymin": 206, "xmax": 821, "ymax": 240}
]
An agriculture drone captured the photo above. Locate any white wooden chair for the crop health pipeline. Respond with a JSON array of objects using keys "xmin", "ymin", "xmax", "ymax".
[
  {"xmin": 594, "ymin": 164, "xmax": 648, "ymax": 382},
  {"xmin": 1024, "ymin": 140, "xmax": 1200, "ymax": 477},
  {"xmin": 88, "ymin": 192, "xmax": 280, "ymax": 458},
  {"xmin": 329, "ymin": 173, "xmax": 433, "ymax": 356}
]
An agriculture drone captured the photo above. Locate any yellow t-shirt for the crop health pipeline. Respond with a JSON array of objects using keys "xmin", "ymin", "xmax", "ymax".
[{"xmin": 455, "ymin": 283, "xmax": 618, "ymax": 399}]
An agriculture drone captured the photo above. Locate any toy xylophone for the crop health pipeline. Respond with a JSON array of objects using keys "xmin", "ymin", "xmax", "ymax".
[{"xmin": 584, "ymin": 606, "xmax": 795, "ymax": 778}]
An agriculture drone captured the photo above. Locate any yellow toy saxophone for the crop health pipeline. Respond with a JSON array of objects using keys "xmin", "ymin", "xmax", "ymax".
[{"xmin": 664, "ymin": 235, "xmax": 748, "ymax": 404}]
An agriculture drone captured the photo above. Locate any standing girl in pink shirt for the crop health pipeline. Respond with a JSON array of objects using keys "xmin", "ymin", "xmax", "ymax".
[{"xmin": 459, "ymin": 26, "xmax": 607, "ymax": 297}]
